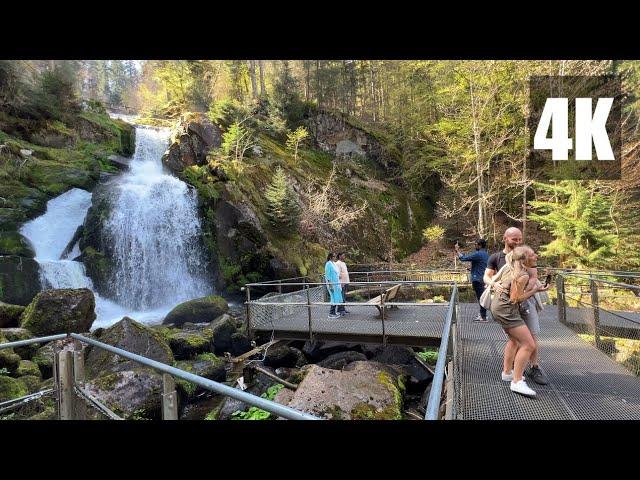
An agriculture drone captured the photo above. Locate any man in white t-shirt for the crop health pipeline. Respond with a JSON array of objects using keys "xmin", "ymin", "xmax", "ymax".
[{"xmin": 336, "ymin": 252, "xmax": 350, "ymax": 316}]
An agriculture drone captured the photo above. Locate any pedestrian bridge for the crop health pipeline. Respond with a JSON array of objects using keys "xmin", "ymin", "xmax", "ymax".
[{"xmin": 245, "ymin": 270, "xmax": 640, "ymax": 420}]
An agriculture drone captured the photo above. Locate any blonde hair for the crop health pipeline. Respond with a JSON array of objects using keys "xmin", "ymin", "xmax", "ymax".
[{"xmin": 509, "ymin": 245, "xmax": 533, "ymax": 279}]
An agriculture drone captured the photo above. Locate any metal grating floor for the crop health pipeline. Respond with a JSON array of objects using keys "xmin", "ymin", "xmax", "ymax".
[{"xmin": 455, "ymin": 303, "xmax": 640, "ymax": 420}]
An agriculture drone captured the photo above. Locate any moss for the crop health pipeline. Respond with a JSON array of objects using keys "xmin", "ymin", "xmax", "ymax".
[
  {"xmin": 93, "ymin": 372, "xmax": 122, "ymax": 392},
  {"xmin": 18, "ymin": 374, "xmax": 41, "ymax": 393},
  {"xmin": 16, "ymin": 360, "xmax": 41, "ymax": 378},
  {"xmin": 323, "ymin": 405, "xmax": 346, "ymax": 420},
  {"xmin": 0, "ymin": 375, "xmax": 28, "ymax": 402},
  {"xmin": 0, "ymin": 348, "xmax": 21, "ymax": 373},
  {"xmin": 0, "ymin": 232, "xmax": 35, "ymax": 257},
  {"xmin": 0, "ymin": 302, "xmax": 26, "ymax": 326},
  {"xmin": 195, "ymin": 352, "xmax": 223, "ymax": 364}
]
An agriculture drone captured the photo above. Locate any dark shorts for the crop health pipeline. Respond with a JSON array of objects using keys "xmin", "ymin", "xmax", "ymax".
[{"xmin": 490, "ymin": 294, "xmax": 525, "ymax": 330}]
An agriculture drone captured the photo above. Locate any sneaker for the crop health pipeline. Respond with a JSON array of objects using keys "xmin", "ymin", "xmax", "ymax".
[
  {"xmin": 328, "ymin": 314, "xmax": 340, "ymax": 319},
  {"xmin": 526, "ymin": 365, "xmax": 549, "ymax": 385},
  {"xmin": 339, "ymin": 312, "xmax": 346, "ymax": 317},
  {"xmin": 473, "ymin": 314, "xmax": 489, "ymax": 323},
  {"xmin": 510, "ymin": 379, "xmax": 536, "ymax": 397},
  {"xmin": 501, "ymin": 370, "xmax": 514, "ymax": 381}
]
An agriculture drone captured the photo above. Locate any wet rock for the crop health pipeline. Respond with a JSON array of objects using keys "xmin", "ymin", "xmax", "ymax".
[
  {"xmin": 0, "ymin": 255, "xmax": 41, "ymax": 306},
  {"xmin": 84, "ymin": 368, "xmax": 164, "ymax": 419},
  {"xmin": 20, "ymin": 288, "xmax": 95, "ymax": 336},
  {"xmin": 0, "ymin": 302, "xmax": 26, "ymax": 328},
  {"xmin": 317, "ymin": 351, "xmax": 368, "ymax": 370},
  {"xmin": 0, "ymin": 231, "xmax": 35, "ymax": 257},
  {"xmin": 302, "ymin": 340, "xmax": 362, "ymax": 362},
  {"xmin": 84, "ymin": 317, "xmax": 173, "ymax": 378},
  {"xmin": 174, "ymin": 353, "xmax": 226, "ymax": 401},
  {"xmin": 264, "ymin": 345, "xmax": 308, "ymax": 369},
  {"xmin": 162, "ymin": 295, "xmax": 229, "ymax": 327},
  {"xmin": 167, "ymin": 329, "xmax": 214, "ymax": 360}
]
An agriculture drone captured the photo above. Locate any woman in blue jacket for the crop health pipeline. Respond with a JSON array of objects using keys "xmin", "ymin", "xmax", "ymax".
[{"xmin": 325, "ymin": 253, "xmax": 343, "ymax": 319}]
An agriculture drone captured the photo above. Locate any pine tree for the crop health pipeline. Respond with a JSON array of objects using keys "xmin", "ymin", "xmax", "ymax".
[
  {"xmin": 265, "ymin": 166, "xmax": 300, "ymax": 233},
  {"xmin": 529, "ymin": 181, "xmax": 619, "ymax": 268}
]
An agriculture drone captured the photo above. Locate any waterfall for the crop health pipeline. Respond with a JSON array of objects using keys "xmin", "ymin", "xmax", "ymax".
[
  {"xmin": 105, "ymin": 127, "xmax": 211, "ymax": 310},
  {"xmin": 19, "ymin": 122, "xmax": 212, "ymax": 328}
]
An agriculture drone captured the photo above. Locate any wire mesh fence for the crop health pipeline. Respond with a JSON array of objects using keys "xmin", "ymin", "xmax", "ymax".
[{"xmin": 559, "ymin": 272, "xmax": 640, "ymax": 376}]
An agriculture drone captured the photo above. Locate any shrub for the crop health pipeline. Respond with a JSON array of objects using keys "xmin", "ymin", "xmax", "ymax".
[{"xmin": 422, "ymin": 225, "xmax": 445, "ymax": 243}]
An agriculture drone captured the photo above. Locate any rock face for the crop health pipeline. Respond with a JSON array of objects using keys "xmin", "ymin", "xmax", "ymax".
[
  {"xmin": 282, "ymin": 362, "xmax": 406, "ymax": 420},
  {"xmin": 162, "ymin": 295, "xmax": 229, "ymax": 327},
  {"xmin": 0, "ymin": 256, "xmax": 42, "ymax": 306},
  {"xmin": 309, "ymin": 110, "xmax": 390, "ymax": 166},
  {"xmin": 0, "ymin": 231, "xmax": 35, "ymax": 257},
  {"xmin": 0, "ymin": 302, "xmax": 25, "ymax": 328},
  {"xmin": 84, "ymin": 368, "xmax": 164, "ymax": 419},
  {"xmin": 20, "ymin": 288, "xmax": 96, "ymax": 336},
  {"xmin": 162, "ymin": 113, "xmax": 222, "ymax": 175},
  {"xmin": 84, "ymin": 317, "xmax": 174, "ymax": 378}
]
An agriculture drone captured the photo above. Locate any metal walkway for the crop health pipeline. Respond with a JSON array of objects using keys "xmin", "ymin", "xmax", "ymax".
[{"xmin": 454, "ymin": 303, "xmax": 640, "ymax": 420}]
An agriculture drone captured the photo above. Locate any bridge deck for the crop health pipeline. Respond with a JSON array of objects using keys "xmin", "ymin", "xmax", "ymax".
[{"xmin": 455, "ymin": 303, "xmax": 640, "ymax": 420}]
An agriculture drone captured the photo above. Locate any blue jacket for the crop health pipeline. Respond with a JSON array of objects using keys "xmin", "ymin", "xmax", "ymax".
[
  {"xmin": 324, "ymin": 261, "xmax": 340, "ymax": 290},
  {"xmin": 458, "ymin": 249, "xmax": 489, "ymax": 283}
]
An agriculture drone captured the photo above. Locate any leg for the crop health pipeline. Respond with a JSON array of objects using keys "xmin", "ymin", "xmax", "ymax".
[
  {"xmin": 472, "ymin": 281, "xmax": 487, "ymax": 320},
  {"xmin": 507, "ymin": 325, "xmax": 536, "ymax": 382},
  {"xmin": 503, "ymin": 333, "xmax": 519, "ymax": 375},
  {"xmin": 337, "ymin": 284, "xmax": 346, "ymax": 313}
]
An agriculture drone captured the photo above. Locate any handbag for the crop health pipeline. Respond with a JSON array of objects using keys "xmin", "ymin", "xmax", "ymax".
[{"xmin": 479, "ymin": 264, "xmax": 509, "ymax": 310}]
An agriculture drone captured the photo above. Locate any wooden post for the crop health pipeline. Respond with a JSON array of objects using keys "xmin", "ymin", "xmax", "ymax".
[
  {"xmin": 591, "ymin": 279, "xmax": 602, "ymax": 350},
  {"xmin": 306, "ymin": 286, "xmax": 313, "ymax": 341},
  {"xmin": 58, "ymin": 349, "xmax": 74, "ymax": 420},
  {"xmin": 161, "ymin": 374, "xmax": 178, "ymax": 420},
  {"xmin": 73, "ymin": 340, "xmax": 87, "ymax": 420}
]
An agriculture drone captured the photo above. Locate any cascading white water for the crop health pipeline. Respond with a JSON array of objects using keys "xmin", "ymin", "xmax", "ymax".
[
  {"xmin": 19, "ymin": 122, "xmax": 213, "ymax": 329},
  {"xmin": 106, "ymin": 127, "xmax": 211, "ymax": 309}
]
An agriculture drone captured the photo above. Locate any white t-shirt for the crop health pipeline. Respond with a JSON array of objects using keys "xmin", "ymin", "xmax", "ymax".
[{"xmin": 335, "ymin": 260, "xmax": 350, "ymax": 284}]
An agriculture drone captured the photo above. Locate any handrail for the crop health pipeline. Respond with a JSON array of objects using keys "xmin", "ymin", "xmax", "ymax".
[
  {"xmin": 245, "ymin": 280, "xmax": 461, "ymax": 287},
  {"xmin": 560, "ymin": 274, "xmax": 640, "ymax": 291},
  {"xmin": 70, "ymin": 334, "xmax": 321, "ymax": 421},
  {"xmin": 425, "ymin": 283, "xmax": 458, "ymax": 420},
  {"xmin": 0, "ymin": 333, "xmax": 67, "ymax": 350}
]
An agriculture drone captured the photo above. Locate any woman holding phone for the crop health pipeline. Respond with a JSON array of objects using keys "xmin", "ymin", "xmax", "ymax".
[{"xmin": 490, "ymin": 245, "xmax": 550, "ymax": 398}]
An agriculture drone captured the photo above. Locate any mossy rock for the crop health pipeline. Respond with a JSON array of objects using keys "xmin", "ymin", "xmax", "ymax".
[
  {"xmin": 162, "ymin": 295, "xmax": 229, "ymax": 327},
  {"xmin": 18, "ymin": 374, "xmax": 41, "ymax": 393},
  {"xmin": 0, "ymin": 255, "xmax": 42, "ymax": 306},
  {"xmin": 0, "ymin": 231, "xmax": 35, "ymax": 257},
  {"xmin": 1, "ymin": 327, "xmax": 38, "ymax": 359},
  {"xmin": 84, "ymin": 317, "xmax": 174, "ymax": 379},
  {"xmin": 20, "ymin": 288, "xmax": 96, "ymax": 336},
  {"xmin": 0, "ymin": 375, "xmax": 28, "ymax": 402},
  {"xmin": 0, "ymin": 302, "xmax": 25, "ymax": 328},
  {"xmin": 16, "ymin": 360, "xmax": 41, "ymax": 379},
  {"xmin": 32, "ymin": 342, "xmax": 55, "ymax": 379},
  {"xmin": 167, "ymin": 329, "xmax": 214, "ymax": 360},
  {"xmin": 174, "ymin": 353, "xmax": 226, "ymax": 401},
  {"xmin": 0, "ymin": 347, "xmax": 21, "ymax": 374}
]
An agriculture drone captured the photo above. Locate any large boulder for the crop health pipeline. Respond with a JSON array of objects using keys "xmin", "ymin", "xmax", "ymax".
[
  {"xmin": 32, "ymin": 342, "xmax": 56, "ymax": 379},
  {"xmin": 281, "ymin": 362, "xmax": 407, "ymax": 420},
  {"xmin": 162, "ymin": 295, "xmax": 229, "ymax": 327},
  {"xmin": 0, "ymin": 231, "xmax": 35, "ymax": 257},
  {"xmin": 84, "ymin": 368, "xmax": 164, "ymax": 419},
  {"xmin": 264, "ymin": 345, "xmax": 308, "ymax": 369},
  {"xmin": 20, "ymin": 288, "xmax": 96, "ymax": 336},
  {"xmin": 209, "ymin": 314, "xmax": 244, "ymax": 355},
  {"xmin": 0, "ymin": 347, "xmax": 21, "ymax": 374},
  {"xmin": 0, "ymin": 255, "xmax": 42, "ymax": 306},
  {"xmin": 302, "ymin": 340, "xmax": 363, "ymax": 362},
  {"xmin": 0, "ymin": 302, "xmax": 26, "ymax": 328},
  {"xmin": 84, "ymin": 317, "xmax": 174, "ymax": 378},
  {"xmin": 166, "ymin": 328, "xmax": 214, "ymax": 360}
]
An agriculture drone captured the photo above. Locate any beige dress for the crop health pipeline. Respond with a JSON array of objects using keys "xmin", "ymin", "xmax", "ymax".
[{"xmin": 490, "ymin": 268, "xmax": 527, "ymax": 330}]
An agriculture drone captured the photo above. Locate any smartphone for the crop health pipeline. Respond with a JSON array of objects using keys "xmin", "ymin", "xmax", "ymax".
[{"xmin": 544, "ymin": 274, "xmax": 552, "ymax": 287}]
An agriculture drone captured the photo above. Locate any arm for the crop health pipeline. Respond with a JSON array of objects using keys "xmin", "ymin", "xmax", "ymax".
[
  {"xmin": 458, "ymin": 250, "xmax": 481, "ymax": 262},
  {"xmin": 483, "ymin": 267, "xmax": 496, "ymax": 286},
  {"xmin": 511, "ymin": 274, "xmax": 549, "ymax": 303},
  {"xmin": 525, "ymin": 267, "xmax": 538, "ymax": 292}
]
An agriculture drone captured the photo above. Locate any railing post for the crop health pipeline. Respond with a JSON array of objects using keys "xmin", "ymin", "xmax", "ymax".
[
  {"xmin": 556, "ymin": 274, "xmax": 566, "ymax": 324},
  {"xmin": 58, "ymin": 349, "xmax": 74, "ymax": 420},
  {"xmin": 590, "ymin": 278, "xmax": 602, "ymax": 350},
  {"xmin": 366, "ymin": 272, "xmax": 371, "ymax": 300},
  {"xmin": 278, "ymin": 280, "xmax": 282, "ymax": 295},
  {"xmin": 380, "ymin": 285, "xmax": 386, "ymax": 346},
  {"xmin": 73, "ymin": 340, "xmax": 87, "ymax": 420},
  {"xmin": 245, "ymin": 286, "xmax": 252, "ymax": 341},
  {"xmin": 306, "ymin": 286, "xmax": 313, "ymax": 341},
  {"xmin": 162, "ymin": 374, "xmax": 178, "ymax": 420}
]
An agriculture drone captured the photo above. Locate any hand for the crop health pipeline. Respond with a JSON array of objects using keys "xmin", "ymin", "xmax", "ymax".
[
  {"xmin": 536, "ymin": 284, "xmax": 550, "ymax": 292},
  {"xmin": 492, "ymin": 282, "xmax": 506, "ymax": 295}
]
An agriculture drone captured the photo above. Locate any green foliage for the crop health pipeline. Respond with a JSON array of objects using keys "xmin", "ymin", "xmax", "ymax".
[
  {"xmin": 0, "ymin": 368, "xmax": 9, "ymax": 376},
  {"xmin": 231, "ymin": 384, "xmax": 284, "ymax": 420},
  {"xmin": 417, "ymin": 348, "xmax": 439, "ymax": 364},
  {"xmin": 422, "ymin": 225, "xmax": 445, "ymax": 243},
  {"xmin": 285, "ymin": 126, "xmax": 309, "ymax": 164},
  {"xmin": 208, "ymin": 98, "xmax": 251, "ymax": 130},
  {"xmin": 29, "ymin": 66, "xmax": 80, "ymax": 122},
  {"xmin": 272, "ymin": 61, "xmax": 306, "ymax": 128},
  {"xmin": 265, "ymin": 166, "xmax": 300, "ymax": 233},
  {"xmin": 529, "ymin": 181, "xmax": 626, "ymax": 268},
  {"xmin": 220, "ymin": 122, "xmax": 254, "ymax": 173},
  {"xmin": 131, "ymin": 408, "xmax": 151, "ymax": 421}
]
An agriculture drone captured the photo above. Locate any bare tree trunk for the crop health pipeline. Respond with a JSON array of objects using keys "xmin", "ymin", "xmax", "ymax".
[
  {"xmin": 258, "ymin": 61, "xmax": 266, "ymax": 96},
  {"xmin": 248, "ymin": 60, "xmax": 258, "ymax": 99},
  {"xmin": 470, "ymin": 81, "xmax": 485, "ymax": 238}
]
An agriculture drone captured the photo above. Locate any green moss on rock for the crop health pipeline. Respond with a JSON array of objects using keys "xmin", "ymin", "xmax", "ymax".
[
  {"xmin": 16, "ymin": 360, "xmax": 41, "ymax": 378},
  {"xmin": 0, "ymin": 375, "xmax": 28, "ymax": 402},
  {"xmin": 0, "ymin": 302, "xmax": 25, "ymax": 328},
  {"xmin": 18, "ymin": 374, "xmax": 41, "ymax": 393},
  {"xmin": 162, "ymin": 295, "xmax": 229, "ymax": 327},
  {"xmin": 20, "ymin": 288, "xmax": 96, "ymax": 336}
]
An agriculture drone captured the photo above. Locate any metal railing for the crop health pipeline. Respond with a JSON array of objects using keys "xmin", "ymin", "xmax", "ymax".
[
  {"xmin": 425, "ymin": 284, "xmax": 458, "ymax": 420},
  {"xmin": 0, "ymin": 333, "xmax": 321, "ymax": 420},
  {"xmin": 557, "ymin": 271, "xmax": 640, "ymax": 375}
]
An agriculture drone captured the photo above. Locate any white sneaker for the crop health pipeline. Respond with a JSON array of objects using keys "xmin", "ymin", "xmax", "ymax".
[
  {"xmin": 510, "ymin": 379, "xmax": 536, "ymax": 397},
  {"xmin": 501, "ymin": 370, "xmax": 514, "ymax": 381}
]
